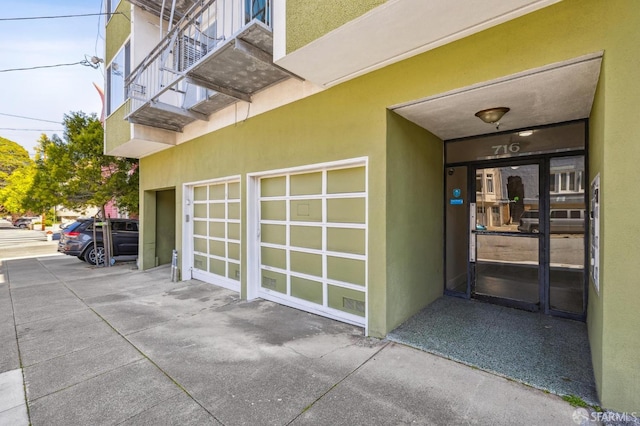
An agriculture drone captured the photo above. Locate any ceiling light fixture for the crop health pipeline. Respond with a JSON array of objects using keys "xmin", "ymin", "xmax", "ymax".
[
  {"xmin": 518, "ymin": 130, "xmax": 534, "ymax": 137},
  {"xmin": 475, "ymin": 107, "xmax": 510, "ymax": 130}
]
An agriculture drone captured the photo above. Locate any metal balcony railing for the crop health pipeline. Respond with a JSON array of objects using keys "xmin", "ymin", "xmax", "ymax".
[{"xmin": 125, "ymin": 0, "xmax": 272, "ymax": 127}]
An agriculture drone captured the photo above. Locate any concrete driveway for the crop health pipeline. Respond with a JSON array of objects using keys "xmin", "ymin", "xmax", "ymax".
[{"xmin": 0, "ymin": 256, "xmax": 578, "ymax": 425}]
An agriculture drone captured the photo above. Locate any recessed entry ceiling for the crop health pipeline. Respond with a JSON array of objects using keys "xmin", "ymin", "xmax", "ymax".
[{"xmin": 391, "ymin": 52, "xmax": 603, "ymax": 141}]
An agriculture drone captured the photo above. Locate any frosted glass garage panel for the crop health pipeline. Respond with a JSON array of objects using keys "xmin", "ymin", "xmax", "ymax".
[
  {"xmin": 291, "ymin": 172, "xmax": 322, "ymax": 195},
  {"xmin": 327, "ymin": 166, "xmax": 366, "ymax": 194},
  {"xmin": 189, "ymin": 178, "xmax": 242, "ymax": 291},
  {"xmin": 257, "ymin": 162, "xmax": 367, "ymax": 326}
]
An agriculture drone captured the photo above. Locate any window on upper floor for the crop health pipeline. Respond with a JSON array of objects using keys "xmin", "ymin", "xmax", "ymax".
[
  {"xmin": 106, "ymin": 0, "xmax": 122, "ymax": 21},
  {"xmin": 106, "ymin": 41, "xmax": 130, "ymax": 116},
  {"xmin": 550, "ymin": 170, "xmax": 584, "ymax": 194}
]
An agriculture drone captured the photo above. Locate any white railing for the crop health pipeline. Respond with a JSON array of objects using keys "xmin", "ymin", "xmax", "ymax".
[{"xmin": 126, "ymin": 0, "xmax": 271, "ymax": 116}]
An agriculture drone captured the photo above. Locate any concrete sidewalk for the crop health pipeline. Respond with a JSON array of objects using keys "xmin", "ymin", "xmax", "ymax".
[{"xmin": 1, "ymin": 256, "xmax": 579, "ymax": 425}]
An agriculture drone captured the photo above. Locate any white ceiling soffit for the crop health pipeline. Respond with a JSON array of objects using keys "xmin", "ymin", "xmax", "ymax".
[
  {"xmin": 391, "ymin": 52, "xmax": 603, "ymax": 141},
  {"xmin": 275, "ymin": 0, "xmax": 560, "ymax": 87}
]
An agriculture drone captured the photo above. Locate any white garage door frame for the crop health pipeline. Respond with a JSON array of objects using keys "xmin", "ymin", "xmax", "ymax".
[
  {"xmin": 182, "ymin": 175, "xmax": 241, "ymax": 293},
  {"xmin": 247, "ymin": 157, "xmax": 369, "ymax": 332}
]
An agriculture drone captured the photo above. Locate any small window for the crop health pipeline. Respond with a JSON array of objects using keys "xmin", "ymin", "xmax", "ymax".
[
  {"xmin": 570, "ymin": 210, "xmax": 582, "ymax": 219},
  {"xmin": 106, "ymin": 41, "xmax": 130, "ymax": 116},
  {"xmin": 486, "ymin": 173, "xmax": 494, "ymax": 193}
]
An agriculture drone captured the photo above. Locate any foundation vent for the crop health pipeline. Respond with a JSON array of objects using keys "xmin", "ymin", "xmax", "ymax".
[
  {"xmin": 262, "ymin": 276, "xmax": 277, "ymax": 290},
  {"xmin": 343, "ymin": 297, "xmax": 365, "ymax": 313}
]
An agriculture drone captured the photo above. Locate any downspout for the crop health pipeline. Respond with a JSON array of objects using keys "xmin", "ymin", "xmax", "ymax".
[
  {"xmin": 159, "ymin": 0, "xmax": 166, "ymax": 39},
  {"xmin": 168, "ymin": 0, "xmax": 177, "ymax": 31}
]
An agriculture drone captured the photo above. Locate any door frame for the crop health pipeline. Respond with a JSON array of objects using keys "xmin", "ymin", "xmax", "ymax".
[
  {"xmin": 443, "ymin": 122, "xmax": 588, "ymax": 321},
  {"xmin": 469, "ymin": 159, "xmax": 545, "ymax": 313}
]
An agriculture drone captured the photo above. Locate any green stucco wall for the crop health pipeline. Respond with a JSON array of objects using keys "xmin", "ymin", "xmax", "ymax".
[
  {"xmin": 286, "ymin": 0, "xmax": 385, "ymax": 53},
  {"xmin": 105, "ymin": 1, "xmax": 131, "ymax": 64},
  {"xmin": 385, "ymin": 112, "xmax": 444, "ymax": 330},
  {"xmin": 104, "ymin": 101, "xmax": 130, "ymax": 151},
  {"xmin": 136, "ymin": 0, "xmax": 640, "ymax": 410}
]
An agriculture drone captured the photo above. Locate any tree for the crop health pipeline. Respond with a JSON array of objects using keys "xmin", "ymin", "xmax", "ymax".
[
  {"xmin": 0, "ymin": 163, "xmax": 36, "ymax": 215},
  {"xmin": 0, "ymin": 137, "xmax": 34, "ymax": 215},
  {"xmin": 25, "ymin": 111, "xmax": 139, "ymax": 215}
]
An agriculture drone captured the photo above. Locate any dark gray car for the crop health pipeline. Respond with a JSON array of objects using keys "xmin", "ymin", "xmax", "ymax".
[{"xmin": 57, "ymin": 218, "xmax": 139, "ymax": 265}]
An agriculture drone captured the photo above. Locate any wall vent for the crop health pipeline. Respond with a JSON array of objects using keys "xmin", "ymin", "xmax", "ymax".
[
  {"xmin": 343, "ymin": 297, "xmax": 365, "ymax": 313},
  {"xmin": 262, "ymin": 276, "xmax": 277, "ymax": 290}
]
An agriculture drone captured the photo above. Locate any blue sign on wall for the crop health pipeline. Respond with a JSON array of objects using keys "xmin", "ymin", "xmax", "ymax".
[
  {"xmin": 450, "ymin": 199, "xmax": 464, "ymax": 205},
  {"xmin": 453, "ymin": 188, "xmax": 461, "ymax": 198}
]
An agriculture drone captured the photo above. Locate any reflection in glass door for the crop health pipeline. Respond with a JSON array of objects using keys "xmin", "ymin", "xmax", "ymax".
[
  {"xmin": 549, "ymin": 156, "xmax": 586, "ymax": 314},
  {"xmin": 473, "ymin": 164, "xmax": 541, "ymax": 309}
]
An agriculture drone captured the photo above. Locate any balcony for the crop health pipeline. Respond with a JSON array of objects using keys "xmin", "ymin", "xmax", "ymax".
[{"xmin": 125, "ymin": 0, "xmax": 294, "ymax": 132}]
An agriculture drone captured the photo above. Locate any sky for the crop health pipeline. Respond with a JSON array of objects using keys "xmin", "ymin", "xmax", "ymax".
[{"xmin": 0, "ymin": 0, "xmax": 105, "ymax": 155}]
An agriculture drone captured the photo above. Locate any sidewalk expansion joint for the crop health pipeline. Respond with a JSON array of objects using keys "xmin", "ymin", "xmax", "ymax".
[
  {"xmin": 284, "ymin": 340, "xmax": 391, "ymax": 425},
  {"xmin": 41, "ymin": 261, "xmax": 227, "ymax": 426}
]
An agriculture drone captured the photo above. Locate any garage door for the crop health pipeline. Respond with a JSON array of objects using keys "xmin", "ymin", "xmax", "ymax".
[
  {"xmin": 190, "ymin": 178, "xmax": 241, "ymax": 292},
  {"xmin": 257, "ymin": 163, "xmax": 367, "ymax": 326}
]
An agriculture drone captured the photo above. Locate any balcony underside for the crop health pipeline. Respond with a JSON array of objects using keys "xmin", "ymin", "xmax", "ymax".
[
  {"xmin": 127, "ymin": 21, "xmax": 293, "ymax": 132},
  {"xmin": 128, "ymin": 0, "xmax": 195, "ymax": 21}
]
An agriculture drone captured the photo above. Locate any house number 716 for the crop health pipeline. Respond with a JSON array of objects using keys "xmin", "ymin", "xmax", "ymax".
[{"xmin": 492, "ymin": 142, "xmax": 521, "ymax": 155}]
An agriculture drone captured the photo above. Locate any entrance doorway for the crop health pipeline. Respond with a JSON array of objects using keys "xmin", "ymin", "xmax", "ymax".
[{"xmin": 445, "ymin": 122, "xmax": 587, "ymax": 319}]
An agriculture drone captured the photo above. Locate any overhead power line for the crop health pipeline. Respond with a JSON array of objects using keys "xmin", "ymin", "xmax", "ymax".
[
  {"xmin": 0, "ymin": 56, "xmax": 104, "ymax": 73},
  {"xmin": 0, "ymin": 112, "xmax": 61, "ymax": 124},
  {"xmin": 0, "ymin": 128, "xmax": 63, "ymax": 132},
  {"xmin": 0, "ymin": 12, "xmax": 128, "ymax": 22}
]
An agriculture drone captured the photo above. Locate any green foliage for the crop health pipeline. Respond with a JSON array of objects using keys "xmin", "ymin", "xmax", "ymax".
[
  {"xmin": 0, "ymin": 163, "xmax": 35, "ymax": 214},
  {"xmin": 0, "ymin": 136, "xmax": 32, "ymax": 179},
  {"xmin": 2, "ymin": 111, "xmax": 139, "ymax": 216},
  {"xmin": 0, "ymin": 137, "xmax": 34, "ymax": 214}
]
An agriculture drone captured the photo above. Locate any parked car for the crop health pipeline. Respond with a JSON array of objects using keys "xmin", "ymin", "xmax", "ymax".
[
  {"xmin": 12, "ymin": 217, "xmax": 40, "ymax": 228},
  {"xmin": 517, "ymin": 209, "xmax": 585, "ymax": 233},
  {"xmin": 57, "ymin": 218, "xmax": 139, "ymax": 265}
]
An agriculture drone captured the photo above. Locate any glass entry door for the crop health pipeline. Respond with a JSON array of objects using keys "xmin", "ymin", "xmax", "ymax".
[{"xmin": 472, "ymin": 163, "xmax": 541, "ymax": 310}]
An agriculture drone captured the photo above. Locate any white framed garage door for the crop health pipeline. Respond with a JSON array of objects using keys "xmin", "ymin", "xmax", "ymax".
[
  {"xmin": 249, "ymin": 159, "xmax": 368, "ymax": 327},
  {"xmin": 186, "ymin": 177, "xmax": 241, "ymax": 292}
]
